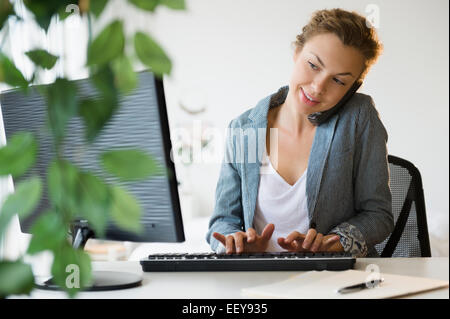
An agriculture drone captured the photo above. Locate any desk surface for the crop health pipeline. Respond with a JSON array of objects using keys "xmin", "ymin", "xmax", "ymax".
[{"xmin": 11, "ymin": 257, "xmax": 449, "ymax": 299}]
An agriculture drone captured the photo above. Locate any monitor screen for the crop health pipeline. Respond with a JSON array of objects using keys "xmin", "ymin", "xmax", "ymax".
[{"xmin": 0, "ymin": 70, "xmax": 185, "ymax": 243}]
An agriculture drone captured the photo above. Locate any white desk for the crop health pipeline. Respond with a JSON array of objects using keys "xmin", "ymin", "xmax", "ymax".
[{"xmin": 11, "ymin": 257, "xmax": 449, "ymax": 299}]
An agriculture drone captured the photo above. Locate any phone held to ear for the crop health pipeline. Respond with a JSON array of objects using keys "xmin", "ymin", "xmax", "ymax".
[{"xmin": 307, "ymin": 79, "xmax": 362, "ymax": 126}]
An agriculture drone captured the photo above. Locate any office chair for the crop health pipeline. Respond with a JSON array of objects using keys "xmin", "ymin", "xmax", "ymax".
[{"xmin": 374, "ymin": 155, "xmax": 432, "ymax": 257}]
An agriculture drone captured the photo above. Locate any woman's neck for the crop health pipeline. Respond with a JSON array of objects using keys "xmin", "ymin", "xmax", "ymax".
[{"xmin": 272, "ymin": 91, "xmax": 316, "ymax": 137}]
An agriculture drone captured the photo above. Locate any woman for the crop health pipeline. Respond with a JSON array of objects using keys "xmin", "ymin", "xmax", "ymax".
[{"xmin": 206, "ymin": 8, "xmax": 394, "ymax": 257}]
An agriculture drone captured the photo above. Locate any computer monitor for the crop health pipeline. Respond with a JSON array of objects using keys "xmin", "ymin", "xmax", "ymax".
[{"xmin": 0, "ymin": 70, "xmax": 185, "ymax": 290}]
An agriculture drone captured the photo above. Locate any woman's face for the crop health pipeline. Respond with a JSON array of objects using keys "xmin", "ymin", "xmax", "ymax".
[{"xmin": 289, "ymin": 32, "xmax": 365, "ymax": 115}]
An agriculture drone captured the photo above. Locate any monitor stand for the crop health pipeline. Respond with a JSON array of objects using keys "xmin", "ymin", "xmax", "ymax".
[{"xmin": 35, "ymin": 220, "xmax": 143, "ymax": 292}]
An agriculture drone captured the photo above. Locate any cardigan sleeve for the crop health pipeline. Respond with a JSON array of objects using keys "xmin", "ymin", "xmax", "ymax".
[
  {"xmin": 329, "ymin": 222, "xmax": 368, "ymax": 257},
  {"xmin": 205, "ymin": 120, "xmax": 245, "ymax": 252},
  {"xmin": 328, "ymin": 99, "xmax": 394, "ymax": 257}
]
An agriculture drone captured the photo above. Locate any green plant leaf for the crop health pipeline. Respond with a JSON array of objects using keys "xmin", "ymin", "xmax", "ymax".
[
  {"xmin": 101, "ymin": 149, "xmax": 162, "ymax": 181},
  {"xmin": 134, "ymin": 31, "xmax": 172, "ymax": 77},
  {"xmin": 91, "ymin": 63, "xmax": 118, "ymax": 98},
  {"xmin": 87, "ymin": 19, "xmax": 125, "ymax": 66},
  {"xmin": 160, "ymin": 0, "xmax": 186, "ymax": 10},
  {"xmin": 111, "ymin": 55, "xmax": 138, "ymax": 94},
  {"xmin": 127, "ymin": 0, "xmax": 185, "ymax": 13},
  {"xmin": 51, "ymin": 243, "xmax": 92, "ymax": 298},
  {"xmin": 48, "ymin": 160, "xmax": 112, "ymax": 236},
  {"xmin": 0, "ymin": 260, "xmax": 34, "ymax": 297},
  {"xmin": 46, "ymin": 78, "xmax": 78, "ymax": 145},
  {"xmin": 27, "ymin": 210, "xmax": 68, "ymax": 255},
  {"xmin": 45, "ymin": 161, "xmax": 111, "ymax": 239},
  {"xmin": 0, "ymin": 53, "xmax": 28, "ymax": 88},
  {"xmin": 78, "ymin": 65, "xmax": 119, "ymax": 142},
  {"xmin": 78, "ymin": 98, "xmax": 112, "ymax": 142},
  {"xmin": 47, "ymin": 159, "xmax": 79, "ymax": 216},
  {"xmin": 23, "ymin": 0, "xmax": 75, "ymax": 32},
  {"xmin": 23, "ymin": 0, "xmax": 54, "ymax": 31},
  {"xmin": 77, "ymin": 172, "xmax": 111, "ymax": 237},
  {"xmin": 25, "ymin": 49, "xmax": 58, "ymax": 70},
  {"xmin": 110, "ymin": 186, "xmax": 143, "ymax": 233},
  {"xmin": 128, "ymin": 0, "xmax": 159, "ymax": 12},
  {"xmin": 0, "ymin": 0, "xmax": 14, "ymax": 30},
  {"xmin": 0, "ymin": 132, "xmax": 37, "ymax": 178},
  {"xmin": 0, "ymin": 177, "xmax": 42, "ymax": 237},
  {"xmin": 89, "ymin": 0, "xmax": 109, "ymax": 18}
]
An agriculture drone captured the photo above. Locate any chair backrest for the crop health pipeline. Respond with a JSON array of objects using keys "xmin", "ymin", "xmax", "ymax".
[{"xmin": 374, "ymin": 155, "xmax": 432, "ymax": 257}]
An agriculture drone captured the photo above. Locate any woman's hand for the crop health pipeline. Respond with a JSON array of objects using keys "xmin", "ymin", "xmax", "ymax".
[
  {"xmin": 277, "ymin": 228, "xmax": 344, "ymax": 253},
  {"xmin": 213, "ymin": 223, "xmax": 275, "ymax": 254}
]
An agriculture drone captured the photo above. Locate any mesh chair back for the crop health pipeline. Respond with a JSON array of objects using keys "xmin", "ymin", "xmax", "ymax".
[{"xmin": 374, "ymin": 155, "xmax": 431, "ymax": 257}]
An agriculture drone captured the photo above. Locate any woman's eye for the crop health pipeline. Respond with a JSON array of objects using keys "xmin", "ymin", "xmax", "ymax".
[
  {"xmin": 333, "ymin": 78, "xmax": 345, "ymax": 86},
  {"xmin": 308, "ymin": 61, "xmax": 318, "ymax": 70},
  {"xmin": 308, "ymin": 61, "xmax": 345, "ymax": 85}
]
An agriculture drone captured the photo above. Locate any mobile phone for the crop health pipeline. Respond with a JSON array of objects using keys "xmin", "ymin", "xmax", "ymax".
[{"xmin": 307, "ymin": 79, "xmax": 362, "ymax": 126}]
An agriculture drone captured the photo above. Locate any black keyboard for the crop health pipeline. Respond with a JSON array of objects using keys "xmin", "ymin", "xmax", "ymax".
[{"xmin": 140, "ymin": 251, "xmax": 356, "ymax": 272}]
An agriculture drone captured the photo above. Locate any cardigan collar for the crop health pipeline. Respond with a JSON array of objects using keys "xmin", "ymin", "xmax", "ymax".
[{"xmin": 248, "ymin": 85, "xmax": 289, "ymax": 125}]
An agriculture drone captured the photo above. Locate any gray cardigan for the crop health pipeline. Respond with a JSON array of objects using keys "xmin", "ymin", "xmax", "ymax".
[{"xmin": 206, "ymin": 86, "xmax": 394, "ymax": 257}]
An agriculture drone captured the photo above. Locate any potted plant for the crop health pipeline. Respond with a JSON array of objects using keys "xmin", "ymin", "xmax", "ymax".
[{"xmin": 0, "ymin": 0, "xmax": 185, "ymax": 298}]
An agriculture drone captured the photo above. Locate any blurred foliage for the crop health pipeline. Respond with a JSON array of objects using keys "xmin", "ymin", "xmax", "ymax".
[
  {"xmin": 129, "ymin": 0, "xmax": 186, "ymax": 12},
  {"xmin": 25, "ymin": 49, "xmax": 58, "ymax": 70},
  {"xmin": 0, "ymin": 132, "xmax": 37, "ymax": 177},
  {"xmin": 0, "ymin": 0, "xmax": 185, "ymax": 297},
  {"xmin": 101, "ymin": 149, "xmax": 164, "ymax": 181},
  {"xmin": 0, "ymin": 53, "xmax": 28, "ymax": 89},
  {"xmin": 87, "ymin": 20, "xmax": 125, "ymax": 66}
]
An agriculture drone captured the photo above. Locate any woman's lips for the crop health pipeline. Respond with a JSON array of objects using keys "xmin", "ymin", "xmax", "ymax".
[{"xmin": 299, "ymin": 88, "xmax": 319, "ymax": 106}]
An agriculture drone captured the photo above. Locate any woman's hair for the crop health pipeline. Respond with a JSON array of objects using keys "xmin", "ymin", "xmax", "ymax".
[{"xmin": 293, "ymin": 8, "xmax": 383, "ymax": 81}]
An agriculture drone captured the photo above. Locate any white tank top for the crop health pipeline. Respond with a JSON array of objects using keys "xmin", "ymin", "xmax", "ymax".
[{"xmin": 253, "ymin": 150, "xmax": 310, "ymax": 252}]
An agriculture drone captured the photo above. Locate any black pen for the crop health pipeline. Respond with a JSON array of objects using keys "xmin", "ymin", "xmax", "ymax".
[{"xmin": 337, "ymin": 278, "xmax": 384, "ymax": 294}]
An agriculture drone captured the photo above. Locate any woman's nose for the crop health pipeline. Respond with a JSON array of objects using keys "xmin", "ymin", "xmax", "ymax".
[{"xmin": 311, "ymin": 76, "xmax": 327, "ymax": 96}]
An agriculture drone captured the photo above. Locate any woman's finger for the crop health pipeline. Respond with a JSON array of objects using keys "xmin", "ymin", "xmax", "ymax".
[
  {"xmin": 322, "ymin": 235, "xmax": 340, "ymax": 251},
  {"xmin": 310, "ymin": 233, "xmax": 323, "ymax": 252},
  {"xmin": 277, "ymin": 237, "xmax": 296, "ymax": 251},
  {"xmin": 261, "ymin": 223, "xmax": 275, "ymax": 241},
  {"xmin": 213, "ymin": 232, "xmax": 226, "ymax": 246},
  {"xmin": 302, "ymin": 228, "xmax": 317, "ymax": 250},
  {"xmin": 225, "ymin": 235, "xmax": 235, "ymax": 254},
  {"xmin": 246, "ymin": 228, "xmax": 257, "ymax": 243},
  {"xmin": 326, "ymin": 235, "xmax": 340, "ymax": 244},
  {"xmin": 234, "ymin": 232, "xmax": 246, "ymax": 254},
  {"xmin": 284, "ymin": 231, "xmax": 305, "ymax": 244},
  {"xmin": 322, "ymin": 235, "xmax": 340, "ymax": 248},
  {"xmin": 293, "ymin": 239, "xmax": 308, "ymax": 251}
]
